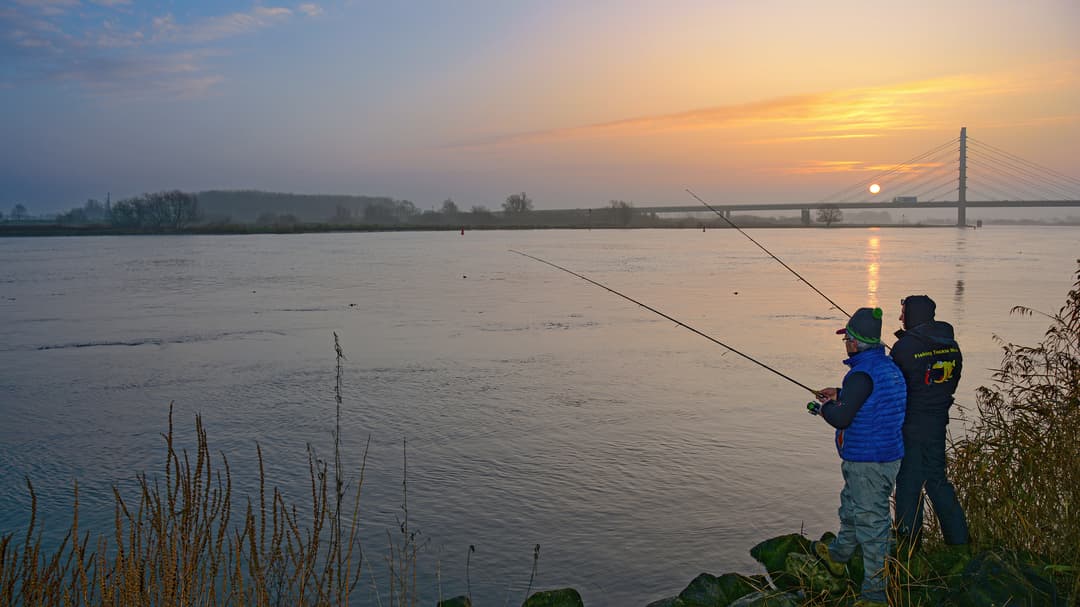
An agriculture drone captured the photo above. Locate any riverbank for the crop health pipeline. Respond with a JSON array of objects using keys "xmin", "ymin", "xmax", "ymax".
[{"xmin": 0, "ymin": 222, "xmax": 1020, "ymax": 237}]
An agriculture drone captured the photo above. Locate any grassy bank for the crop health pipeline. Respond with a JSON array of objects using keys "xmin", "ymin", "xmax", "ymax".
[{"xmin": 946, "ymin": 259, "xmax": 1080, "ymax": 598}]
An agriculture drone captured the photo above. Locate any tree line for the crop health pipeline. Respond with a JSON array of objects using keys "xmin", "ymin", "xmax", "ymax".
[
  {"xmin": 55, "ymin": 191, "xmax": 201, "ymax": 230},
  {"xmin": 23, "ymin": 190, "xmax": 856, "ymax": 233}
]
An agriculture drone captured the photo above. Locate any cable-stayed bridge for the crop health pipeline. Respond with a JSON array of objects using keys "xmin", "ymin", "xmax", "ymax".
[{"xmin": 609, "ymin": 128, "xmax": 1080, "ymax": 227}]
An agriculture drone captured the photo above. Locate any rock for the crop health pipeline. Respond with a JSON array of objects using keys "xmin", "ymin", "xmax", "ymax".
[
  {"xmin": 783, "ymin": 553, "xmax": 848, "ymax": 595},
  {"xmin": 923, "ymin": 543, "xmax": 973, "ymax": 579},
  {"xmin": 726, "ymin": 590, "xmax": 799, "ymax": 607},
  {"xmin": 644, "ymin": 598, "xmax": 679, "ymax": 607},
  {"xmin": 437, "ymin": 597, "xmax": 471, "ymax": 607},
  {"xmin": 749, "ymin": 534, "xmax": 811, "ymax": 579},
  {"xmin": 749, "ymin": 533, "xmax": 811, "ymax": 590},
  {"xmin": 949, "ymin": 550, "xmax": 1066, "ymax": 606},
  {"xmin": 676, "ymin": 572, "xmax": 762, "ymax": 606},
  {"xmin": 521, "ymin": 587, "xmax": 584, "ymax": 607}
]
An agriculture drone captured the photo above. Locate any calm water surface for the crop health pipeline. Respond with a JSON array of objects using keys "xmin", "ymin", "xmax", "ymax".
[{"xmin": 0, "ymin": 227, "xmax": 1076, "ymax": 605}]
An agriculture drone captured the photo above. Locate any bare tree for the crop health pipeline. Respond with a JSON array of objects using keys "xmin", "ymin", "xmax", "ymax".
[
  {"xmin": 502, "ymin": 192, "xmax": 533, "ymax": 214},
  {"xmin": 609, "ymin": 200, "xmax": 635, "ymax": 227},
  {"xmin": 106, "ymin": 191, "xmax": 198, "ymax": 229},
  {"xmin": 817, "ymin": 205, "xmax": 843, "ymax": 227}
]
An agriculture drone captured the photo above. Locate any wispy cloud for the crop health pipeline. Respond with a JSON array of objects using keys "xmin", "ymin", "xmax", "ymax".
[
  {"xmin": 48, "ymin": 49, "xmax": 226, "ymax": 97},
  {"xmin": 2, "ymin": 3, "xmax": 300, "ymax": 97},
  {"xmin": 781, "ymin": 161, "xmax": 947, "ymax": 176},
  {"xmin": 154, "ymin": 6, "xmax": 293, "ymax": 44},
  {"xmin": 450, "ymin": 70, "xmax": 1075, "ymax": 150},
  {"xmin": 298, "ymin": 3, "xmax": 323, "ymax": 17},
  {"xmin": 13, "ymin": 0, "xmax": 79, "ymax": 17}
]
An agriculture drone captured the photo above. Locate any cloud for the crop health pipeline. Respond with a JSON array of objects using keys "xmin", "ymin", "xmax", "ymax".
[
  {"xmin": 298, "ymin": 3, "xmax": 323, "ymax": 17},
  {"xmin": 450, "ymin": 70, "xmax": 1073, "ymax": 150},
  {"xmin": 13, "ymin": 0, "xmax": 79, "ymax": 17},
  {"xmin": 2, "ymin": 3, "xmax": 300, "ymax": 97},
  {"xmin": 781, "ymin": 161, "xmax": 947, "ymax": 176},
  {"xmin": 155, "ymin": 6, "xmax": 294, "ymax": 44},
  {"xmin": 48, "ymin": 50, "xmax": 225, "ymax": 97}
]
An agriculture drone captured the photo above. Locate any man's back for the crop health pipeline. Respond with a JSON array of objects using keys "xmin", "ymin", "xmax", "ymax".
[{"xmin": 891, "ymin": 319, "xmax": 962, "ymax": 424}]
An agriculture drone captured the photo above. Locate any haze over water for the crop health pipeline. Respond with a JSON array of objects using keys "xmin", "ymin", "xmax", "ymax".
[{"xmin": 0, "ymin": 227, "xmax": 1076, "ymax": 605}]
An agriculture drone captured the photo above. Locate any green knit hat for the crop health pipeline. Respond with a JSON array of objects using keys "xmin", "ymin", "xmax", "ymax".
[{"xmin": 836, "ymin": 307, "xmax": 883, "ymax": 344}]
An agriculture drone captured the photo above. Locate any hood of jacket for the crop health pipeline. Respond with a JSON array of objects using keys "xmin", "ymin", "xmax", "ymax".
[{"xmin": 903, "ymin": 295, "xmax": 937, "ymax": 329}]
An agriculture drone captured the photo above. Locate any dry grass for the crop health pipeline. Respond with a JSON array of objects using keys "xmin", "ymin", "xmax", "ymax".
[
  {"xmin": 0, "ymin": 333, "xmax": 400, "ymax": 607},
  {"xmin": 947, "ymin": 259, "xmax": 1080, "ymax": 598}
]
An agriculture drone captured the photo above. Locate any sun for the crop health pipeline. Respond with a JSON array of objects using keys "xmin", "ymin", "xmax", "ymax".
[{"xmin": 869, "ymin": 183, "xmax": 881, "ymax": 194}]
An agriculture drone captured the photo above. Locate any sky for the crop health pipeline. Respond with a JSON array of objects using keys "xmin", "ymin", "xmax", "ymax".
[{"xmin": 2, "ymin": 0, "xmax": 1080, "ymax": 213}]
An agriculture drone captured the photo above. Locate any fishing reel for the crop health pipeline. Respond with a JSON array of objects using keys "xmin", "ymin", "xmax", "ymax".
[{"xmin": 806, "ymin": 401, "xmax": 822, "ymax": 416}]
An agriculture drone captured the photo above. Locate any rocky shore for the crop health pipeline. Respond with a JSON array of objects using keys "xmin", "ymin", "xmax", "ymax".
[{"xmin": 436, "ymin": 532, "xmax": 1070, "ymax": 607}]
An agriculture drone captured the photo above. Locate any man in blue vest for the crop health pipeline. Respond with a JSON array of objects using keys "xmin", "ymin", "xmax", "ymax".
[
  {"xmin": 811, "ymin": 307, "xmax": 907, "ymax": 607},
  {"xmin": 891, "ymin": 295, "xmax": 969, "ymax": 550}
]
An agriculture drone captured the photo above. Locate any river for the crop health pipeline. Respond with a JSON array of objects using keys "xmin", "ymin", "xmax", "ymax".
[{"xmin": 0, "ymin": 226, "xmax": 1076, "ymax": 605}]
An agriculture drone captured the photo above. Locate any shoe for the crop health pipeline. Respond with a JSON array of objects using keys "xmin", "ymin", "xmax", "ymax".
[{"xmin": 812, "ymin": 540, "xmax": 847, "ymax": 577}]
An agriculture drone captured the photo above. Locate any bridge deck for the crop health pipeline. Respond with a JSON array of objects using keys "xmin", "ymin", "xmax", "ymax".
[{"xmin": 628, "ymin": 200, "xmax": 1080, "ymax": 214}]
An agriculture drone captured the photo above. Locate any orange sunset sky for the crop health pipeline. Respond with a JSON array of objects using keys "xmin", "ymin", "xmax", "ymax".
[{"xmin": 3, "ymin": 0, "xmax": 1079, "ymax": 210}]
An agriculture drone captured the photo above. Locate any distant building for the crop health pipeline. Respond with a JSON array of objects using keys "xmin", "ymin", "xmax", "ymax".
[{"xmin": 892, "ymin": 196, "xmax": 918, "ymax": 203}]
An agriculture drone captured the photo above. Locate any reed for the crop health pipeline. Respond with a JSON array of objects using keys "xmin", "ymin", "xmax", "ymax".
[
  {"xmin": 947, "ymin": 259, "xmax": 1080, "ymax": 598},
  {"xmin": 0, "ymin": 334, "xmax": 382, "ymax": 607}
]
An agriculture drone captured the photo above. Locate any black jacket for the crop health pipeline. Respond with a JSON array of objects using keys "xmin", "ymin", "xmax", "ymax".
[{"xmin": 891, "ymin": 319, "xmax": 962, "ymax": 428}]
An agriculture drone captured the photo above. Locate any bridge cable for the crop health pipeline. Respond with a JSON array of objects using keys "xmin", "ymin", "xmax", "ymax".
[
  {"xmin": 829, "ymin": 146, "xmax": 959, "ymax": 203},
  {"xmin": 966, "ymin": 145, "xmax": 1075, "ymax": 195},
  {"xmin": 968, "ymin": 137, "xmax": 1080, "ymax": 189},
  {"xmin": 967, "ymin": 151, "xmax": 1075, "ymax": 200},
  {"xmin": 818, "ymin": 137, "xmax": 959, "ymax": 202},
  {"xmin": 967, "ymin": 148, "xmax": 1079, "ymax": 199},
  {"xmin": 817, "ymin": 137, "xmax": 959, "ymax": 203}
]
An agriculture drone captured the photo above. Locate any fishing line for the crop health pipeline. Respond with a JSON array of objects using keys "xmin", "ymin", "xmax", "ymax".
[
  {"xmin": 685, "ymin": 188, "xmax": 851, "ymax": 318},
  {"xmin": 510, "ymin": 249, "xmax": 820, "ymax": 396}
]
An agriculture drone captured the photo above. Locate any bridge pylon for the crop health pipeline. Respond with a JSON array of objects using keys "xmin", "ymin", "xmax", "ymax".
[{"xmin": 958, "ymin": 127, "xmax": 967, "ymax": 227}]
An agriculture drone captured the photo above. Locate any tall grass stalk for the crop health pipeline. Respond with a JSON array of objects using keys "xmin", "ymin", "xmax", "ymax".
[
  {"xmin": 0, "ymin": 337, "xmax": 371, "ymax": 606},
  {"xmin": 948, "ymin": 259, "xmax": 1080, "ymax": 598}
]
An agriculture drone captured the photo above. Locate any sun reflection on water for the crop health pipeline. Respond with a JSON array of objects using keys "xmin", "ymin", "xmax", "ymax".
[{"xmin": 866, "ymin": 234, "xmax": 881, "ymax": 307}]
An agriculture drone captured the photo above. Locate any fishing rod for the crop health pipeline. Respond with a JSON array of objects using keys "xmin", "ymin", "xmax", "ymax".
[
  {"xmin": 685, "ymin": 188, "xmax": 851, "ymax": 318},
  {"xmin": 510, "ymin": 249, "xmax": 820, "ymax": 396}
]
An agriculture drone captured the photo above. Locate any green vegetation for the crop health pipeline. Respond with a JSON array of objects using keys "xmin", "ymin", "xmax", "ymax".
[{"xmin": 948, "ymin": 259, "xmax": 1080, "ymax": 599}]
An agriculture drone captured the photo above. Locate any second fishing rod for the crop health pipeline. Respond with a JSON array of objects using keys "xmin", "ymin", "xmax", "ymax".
[
  {"xmin": 686, "ymin": 188, "xmax": 852, "ymax": 319},
  {"xmin": 510, "ymin": 249, "xmax": 821, "ymax": 397}
]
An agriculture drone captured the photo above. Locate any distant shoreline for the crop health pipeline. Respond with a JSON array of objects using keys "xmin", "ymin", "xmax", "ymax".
[{"xmin": 3, "ymin": 222, "xmax": 1075, "ymax": 237}]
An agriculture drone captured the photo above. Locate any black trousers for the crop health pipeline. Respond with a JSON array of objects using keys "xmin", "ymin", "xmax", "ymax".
[{"xmin": 894, "ymin": 423, "xmax": 970, "ymax": 545}]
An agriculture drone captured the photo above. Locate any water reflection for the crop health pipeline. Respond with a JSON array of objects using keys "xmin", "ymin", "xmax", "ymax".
[
  {"xmin": 954, "ymin": 232, "xmax": 968, "ymax": 315},
  {"xmin": 865, "ymin": 234, "xmax": 881, "ymax": 307}
]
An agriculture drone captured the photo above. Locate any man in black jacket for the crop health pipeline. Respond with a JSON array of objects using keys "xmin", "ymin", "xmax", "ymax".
[{"xmin": 891, "ymin": 295, "xmax": 969, "ymax": 548}]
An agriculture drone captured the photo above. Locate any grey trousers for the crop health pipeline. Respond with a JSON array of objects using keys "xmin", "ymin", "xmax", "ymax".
[{"xmin": 828, "ymin": 459, "xmax": 902, "ymax": 603}]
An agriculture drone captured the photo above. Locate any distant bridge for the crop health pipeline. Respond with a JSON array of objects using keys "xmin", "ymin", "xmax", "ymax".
[
  {"xmin": 633, "ymin": 199, "xmax": 1080, "ymax": 226},
  {"xmin": 538, "ymin": 128, "xmax": 1080, "ymax": 227}
]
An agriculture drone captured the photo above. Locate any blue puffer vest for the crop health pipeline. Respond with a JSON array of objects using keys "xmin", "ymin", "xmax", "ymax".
[{"xmin": 836, "ymin": 346, "xmax": 906, "ymax": 462}]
